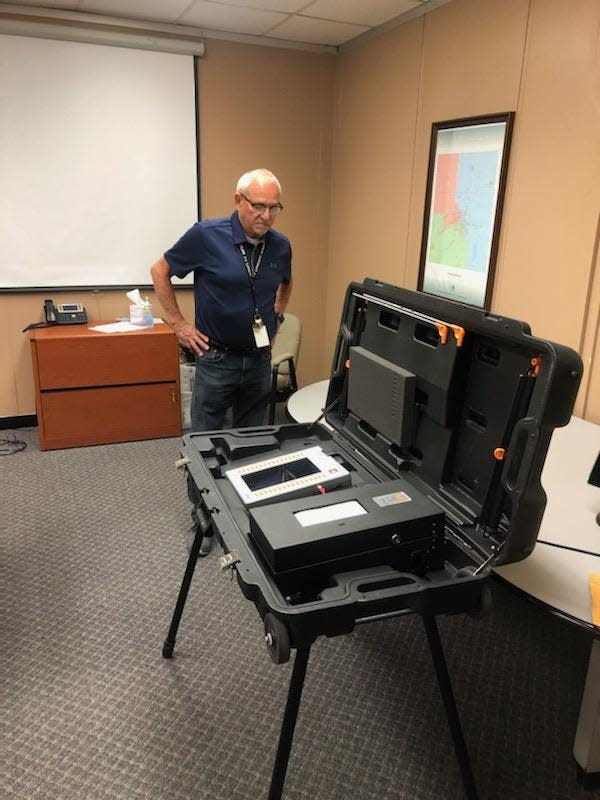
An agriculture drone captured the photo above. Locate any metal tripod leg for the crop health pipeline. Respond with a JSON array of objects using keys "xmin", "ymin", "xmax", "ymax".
[
  {"xmin": 267, "ymin": 646, "xmax": 311, "ymax": 800},
  {"xmin": 422, "ymin": 615, "xmax": 479, "ymax": 800},
  {"xmin": 162, "ymin": 520, "xmax": 205, "ymax": 659}
]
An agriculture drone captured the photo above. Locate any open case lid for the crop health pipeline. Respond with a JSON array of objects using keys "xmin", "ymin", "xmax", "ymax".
[{"xmin": 325, "ymin": 279, "xmax": 583, "ymax": 567}]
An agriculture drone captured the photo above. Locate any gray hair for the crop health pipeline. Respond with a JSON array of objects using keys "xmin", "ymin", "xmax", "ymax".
[{"xmin": 236, "ymin": 168, "xmax": 282, "ymax": 195}]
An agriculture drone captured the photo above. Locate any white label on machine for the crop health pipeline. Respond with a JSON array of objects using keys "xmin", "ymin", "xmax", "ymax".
[
  {"xmin": 294, "ymin": 500, "xmax": 367, "ymax": 528},
  {"xmin": 372, "ymin": 491, "xmax": 412, "ymax": 507}
]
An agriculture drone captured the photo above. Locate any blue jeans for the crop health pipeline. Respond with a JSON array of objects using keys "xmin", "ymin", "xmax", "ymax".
[{"xmin": 190, "ymin": 346, "xmax": 272, "ymax": 432}]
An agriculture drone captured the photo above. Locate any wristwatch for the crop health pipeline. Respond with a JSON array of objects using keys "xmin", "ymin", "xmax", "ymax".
[{"xmin": 276, "ymin": 312, "xmax": 285, "ymax": 324}]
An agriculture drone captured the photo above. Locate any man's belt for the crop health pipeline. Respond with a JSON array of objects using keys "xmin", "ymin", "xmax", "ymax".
[{"xmin": 207, "ymin": 340, "xmax": 269, "ymax": 356}]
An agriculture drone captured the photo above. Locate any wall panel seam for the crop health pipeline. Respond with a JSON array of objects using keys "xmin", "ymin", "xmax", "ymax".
[
  {"xmin": 404, "ymin": 16, "xmax": 426, "ymax": 291},
  {"xmin": 579, "ymin": 213, "xmax": 600, "ymax": 418}
]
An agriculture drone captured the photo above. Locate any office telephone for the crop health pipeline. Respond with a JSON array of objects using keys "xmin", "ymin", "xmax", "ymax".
[{"xmin": 44, "ymin": 299, "xmax": 88, "ymax": 325}]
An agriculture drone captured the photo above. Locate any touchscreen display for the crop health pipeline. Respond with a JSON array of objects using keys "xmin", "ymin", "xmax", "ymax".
[{"xmin": 243, "ymin": 457, "xmax": 320, "ymax": 492}]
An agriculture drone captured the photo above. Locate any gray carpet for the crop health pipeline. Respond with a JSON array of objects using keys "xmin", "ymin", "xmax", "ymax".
[{"xmin": 1, "ymin": 423, "xmax": 597, "ymax": 800}]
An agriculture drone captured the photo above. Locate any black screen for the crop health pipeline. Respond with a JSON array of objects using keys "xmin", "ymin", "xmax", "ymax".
[{"xmin": 243, "ymin": 457, "xmax": 320, "ymax": 492}]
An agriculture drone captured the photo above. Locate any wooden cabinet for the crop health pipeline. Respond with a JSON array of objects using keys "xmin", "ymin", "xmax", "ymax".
[{"xmin": 30, "ymin": 323, "xmax": 182, "ymax": 450}]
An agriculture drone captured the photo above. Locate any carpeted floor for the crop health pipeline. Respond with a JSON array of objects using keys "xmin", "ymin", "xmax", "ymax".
[{"xmin": 1, "ymin": 424, "xmax": 597, "ymax": 800}]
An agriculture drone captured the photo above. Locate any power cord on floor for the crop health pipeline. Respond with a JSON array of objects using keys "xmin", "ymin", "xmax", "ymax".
[{"xmin": 0, "ymin": 434, "xmax": 27, "ymax": 455}]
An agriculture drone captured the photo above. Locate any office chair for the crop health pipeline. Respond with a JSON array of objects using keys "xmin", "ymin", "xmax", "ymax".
[{"xmin": 269, "ymin": 313, "xmax": 302, "ymax": 424}]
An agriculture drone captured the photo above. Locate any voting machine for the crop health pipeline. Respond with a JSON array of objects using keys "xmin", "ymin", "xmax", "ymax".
[{"xmin": 162, "ymin": 279, "xmax": 582, "ymax": 800}]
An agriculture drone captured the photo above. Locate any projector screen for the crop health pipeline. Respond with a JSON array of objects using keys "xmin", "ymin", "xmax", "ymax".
[{"xmin": 0, "ymin": 34, "xmax": 198, "ymax": 290}]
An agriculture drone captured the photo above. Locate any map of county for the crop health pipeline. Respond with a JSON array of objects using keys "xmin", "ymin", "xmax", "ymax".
[{"xmin": 428, "ymin": 150, "xmax": 500, "ymax": 272}]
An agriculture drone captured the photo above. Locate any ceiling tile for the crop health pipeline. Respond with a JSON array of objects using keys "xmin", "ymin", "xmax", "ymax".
[
  {"xmin": 80, "ymin": 0, "xmax": 192, "ymax": 23},
  {"xmin": 8, "ymin": 0, "xmax": 83, "ymax": 9},
  {"xmin": 266, "ymin": 15, "xmax": 368, "ymax": 46},
  {"xmin": 213, "ymin": 0, "xmax": 310, "ymax": 11},
  {"xmin": 179, "ymin": 1, "xmax": 287, "ymax": 35},
  {"xmin": 302, "ymin": 0, "xmax": 422, "ymax": 28},
  {"xmin": 7, "ymin": 0, "xmax": 437, "ymax": 48}
]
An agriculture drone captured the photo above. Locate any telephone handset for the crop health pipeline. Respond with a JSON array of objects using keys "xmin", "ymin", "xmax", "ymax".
[
  {"xmin": 44, "ymin": 299, "xmax": 57, "ymax": 323},
  {"xmin": 44, "ymin": 299, "xmax": 88, "ymax": 325}
]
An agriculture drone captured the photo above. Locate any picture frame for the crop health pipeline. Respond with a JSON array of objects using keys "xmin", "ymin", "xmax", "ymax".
[{"xmin": 417, "ymin": 112, "xmax": 515, "ymax": 310}]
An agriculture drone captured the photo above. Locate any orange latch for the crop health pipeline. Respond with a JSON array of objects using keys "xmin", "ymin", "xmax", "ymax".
[
  {"xmin": 435, "ymin": 323, "xmax": 449, "ymax": 344},
  {"xmin": 493, "ymin": 447, "xmax": 506, "ymax": 461},
  {"xmin": 450, "ymin": 325, "xmax": 466, "ymax": 347}
]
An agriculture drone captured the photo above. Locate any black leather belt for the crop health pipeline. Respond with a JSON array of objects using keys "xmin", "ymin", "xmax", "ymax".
[{"xmin": 208, "ymin": 340, "xmax": 269, "ymax": 356}]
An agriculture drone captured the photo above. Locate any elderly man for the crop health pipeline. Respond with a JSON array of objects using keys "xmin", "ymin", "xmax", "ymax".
[
  {"xmin": 151, "ymin": 168, "xmax": 292, "ymax": 432},
  {"xmin": 151, "ymin": 168, "xmax": 292, "ymax": 554}
]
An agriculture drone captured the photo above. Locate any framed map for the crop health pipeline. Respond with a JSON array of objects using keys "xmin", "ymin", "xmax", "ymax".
[{"xmin": 418, "ymin": 113, "xmax": 514, "ymax": 309}]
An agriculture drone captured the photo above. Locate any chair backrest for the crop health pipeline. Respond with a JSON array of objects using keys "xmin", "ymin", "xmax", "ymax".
[{"xmin": 272, "ymin": 313, "xmax": 301, "ymax": 377}]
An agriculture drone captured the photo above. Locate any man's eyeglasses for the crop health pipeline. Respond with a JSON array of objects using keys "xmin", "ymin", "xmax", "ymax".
[{"xmin": 240, "ymin": 192, "xmax": 283, "ymax": 216}]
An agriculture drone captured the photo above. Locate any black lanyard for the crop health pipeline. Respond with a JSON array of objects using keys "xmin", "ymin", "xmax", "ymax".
[{"xmin": 239, "ymin": 240, "xmax": 266, "ymax": 317}]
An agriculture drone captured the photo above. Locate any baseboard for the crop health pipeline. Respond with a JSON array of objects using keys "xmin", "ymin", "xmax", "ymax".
[{"xmin": 0, "ymin": 415, "xmax": 37, "ymax": 430}]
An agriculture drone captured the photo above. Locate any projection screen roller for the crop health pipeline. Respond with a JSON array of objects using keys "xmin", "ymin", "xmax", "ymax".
[{"xmin": 0, "ymin": 34, "xmax": 197, "ymax": 289}]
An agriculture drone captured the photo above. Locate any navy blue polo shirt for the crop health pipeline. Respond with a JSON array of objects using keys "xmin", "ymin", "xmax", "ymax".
[{"xmin": 164, "ymin": 212, "xmax": 292, "ymax": 348}]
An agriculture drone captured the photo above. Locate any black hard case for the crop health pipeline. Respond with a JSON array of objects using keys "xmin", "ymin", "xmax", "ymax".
[{"xmin": 181, "ymin": 279, "xmax": 582, "ymax": 649}]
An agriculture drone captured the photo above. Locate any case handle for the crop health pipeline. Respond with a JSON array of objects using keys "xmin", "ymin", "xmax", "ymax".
[{"xmin": 503, "ymin": 419, "xmax": 540, "ymax": 492}]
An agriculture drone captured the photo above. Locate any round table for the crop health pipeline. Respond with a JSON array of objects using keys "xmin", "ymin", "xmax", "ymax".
[{"xmin": 286, "ymin": 379, "xmax": 330, "ymax": 426}]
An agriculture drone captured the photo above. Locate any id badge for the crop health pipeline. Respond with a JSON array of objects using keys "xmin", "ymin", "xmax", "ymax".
[{"xmin": 252, "ymin": 316, "xmax": 270, "ymax": 348}]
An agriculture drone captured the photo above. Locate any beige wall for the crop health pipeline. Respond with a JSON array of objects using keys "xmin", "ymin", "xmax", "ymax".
[
  {"xmin": 2, "ymin": 0, "xmax": 599, "ymax": 424},
  {"xmin": 326, "ymin": 0, "xmax": 600, "ymax": 422},
  {"xmin": 324, "ymin": 16, "xmax": 424, "ymax": 356}
]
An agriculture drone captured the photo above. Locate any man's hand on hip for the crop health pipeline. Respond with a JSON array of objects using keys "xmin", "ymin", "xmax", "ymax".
[{"xmin": 173, "ymin": 321, "xmax": 209, "ymax": 356}]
